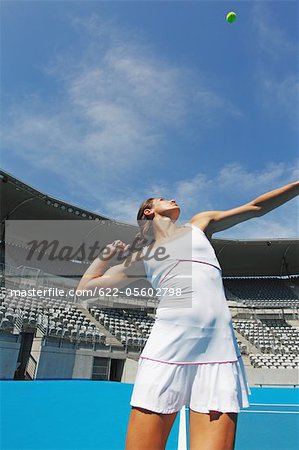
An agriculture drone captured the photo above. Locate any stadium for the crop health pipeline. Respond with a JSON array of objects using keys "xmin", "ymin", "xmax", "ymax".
[{"xmin": 1, "ymin": 168, "xmax": 298, "ymax": 449}]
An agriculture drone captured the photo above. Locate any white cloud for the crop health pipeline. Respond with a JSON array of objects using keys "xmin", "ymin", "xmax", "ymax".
[
  {"xmin": 252, "ymin": 2, "xmax": 297, "ymax": 60},
  {"xmin": 2, "ymin": 13, "xmax": 243, "ymax": 200},
  {"xmin": 225, "ymin": 213, "xmax": 298, "ymax": 240},
  {"xmin": 251, "ymin": 2, "xmax": 298, "ymax": 128},
  {"xmin": 102, "ymin": 160, "xmax": 299, "ymax": 239},
  {"xmin": 217, "ymin": 161, "xmax": 298, "ymax": 193},
  {"xmin": 2, "ymin": 12, "xmax": 297, "ymax": 239},
  {"xmin": 261, "ymin": 74, "xmax": 299, "ymax": 126}
]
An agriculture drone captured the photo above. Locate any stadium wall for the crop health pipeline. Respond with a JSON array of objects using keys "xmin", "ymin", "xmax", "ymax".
[
  {"xmin": 245, "ymin": 366, "xmax": 298, "ymax": 386},
  {"xmin": 0, "ymin": 334, "xmax": 20, "ymax": 379},
  {"xmin": 121, "ymin": 358, "xmax": 139, "ymax": 383},
  {"xmin": 72, "ymin": 351, "xmax": 93, "ymax": 378},
  {"xmin": 36, "ymin": 344, "xmax": 76, "ymax": 379}
]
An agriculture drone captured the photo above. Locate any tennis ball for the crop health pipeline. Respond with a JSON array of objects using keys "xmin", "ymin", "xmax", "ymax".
[{"xmin": 226, "ymin": 11, "xmax": 237, "ymax": 23}]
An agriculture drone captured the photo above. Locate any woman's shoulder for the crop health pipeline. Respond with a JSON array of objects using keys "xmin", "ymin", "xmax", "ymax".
[{"xmin": 121, "ymin": 248, "xmax": 149, "ymax": 280}]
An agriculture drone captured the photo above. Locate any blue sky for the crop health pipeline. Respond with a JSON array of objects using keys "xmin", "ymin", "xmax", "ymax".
[{"xmin": 1, "ymin": 1, "xmax": 298, "ymax": 238}]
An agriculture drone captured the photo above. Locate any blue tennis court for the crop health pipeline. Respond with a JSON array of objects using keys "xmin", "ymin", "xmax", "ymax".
[{"xmin": 1, "ymin": 381, "xmax": 298, "ymax": 450}]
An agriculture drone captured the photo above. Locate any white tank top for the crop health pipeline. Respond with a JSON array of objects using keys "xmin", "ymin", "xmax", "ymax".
[
  {"xmin": 143, "ymin": 222, "xmax": 222, "ymax": 286},
  {"xmin": 140, "ymin": 222, "xmax": 241, "ymax": 364}
]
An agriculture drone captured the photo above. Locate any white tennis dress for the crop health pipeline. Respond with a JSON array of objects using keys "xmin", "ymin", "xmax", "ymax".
[{"xmin": 130, "ymin": 222, "xmax": 251, "ymax": 414}]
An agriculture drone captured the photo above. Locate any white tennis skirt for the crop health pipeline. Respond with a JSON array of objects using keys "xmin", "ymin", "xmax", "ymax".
[{"xmin": 130, "ymin": 356, "xmax": 251, "ymax": 414}]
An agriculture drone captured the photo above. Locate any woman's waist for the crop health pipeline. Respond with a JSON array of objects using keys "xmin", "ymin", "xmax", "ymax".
[
  {"xmin": 154, "ymin": 303, "xmax": 232, "ymax": 326},
  {"xmin": 153, "ymin": 259, "xmax": 222, "ymax": 290}
]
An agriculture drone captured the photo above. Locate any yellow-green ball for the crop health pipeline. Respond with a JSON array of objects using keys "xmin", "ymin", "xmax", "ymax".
[{"xmin": 226, "ymin": 11, "xmax": 237, "ymax": 23}]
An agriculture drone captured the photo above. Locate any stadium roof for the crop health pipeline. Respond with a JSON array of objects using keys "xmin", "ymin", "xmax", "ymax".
[{"xmin": 1, "ymin": 169, "xmax": 298, "ymax": 277}]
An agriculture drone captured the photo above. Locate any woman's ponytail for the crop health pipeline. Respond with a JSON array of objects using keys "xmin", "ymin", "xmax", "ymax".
[{"xmin": 135, "ymin": 197, "xmax": 156, "ymax": 249}]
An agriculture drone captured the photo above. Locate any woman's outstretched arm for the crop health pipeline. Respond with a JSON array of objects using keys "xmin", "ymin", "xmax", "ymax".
[
  {"xmin": 249, "ymin": 180, "xmax": 299, "ymax": 213},
  {"xmin": 191, "ymin": 180, "xmax": 299, "ymax": 234}
]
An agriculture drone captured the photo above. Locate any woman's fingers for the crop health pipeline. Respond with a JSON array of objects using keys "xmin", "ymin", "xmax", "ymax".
[
  {"xmin": 112, "ymin": 240, "xmax": 125, "ymax": 248},
  {"xmin": 111, "ymin": 240, "xmax": 131, "ymax": 255}
]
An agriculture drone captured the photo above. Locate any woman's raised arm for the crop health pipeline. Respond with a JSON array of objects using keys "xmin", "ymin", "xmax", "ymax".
[
  {"xmin": 191, "ymin": 180, "xmax": 299, "ymax": 234},
  {"xmin": 75, "ymin": 240, "xmax": 146, "ymax": 295}
]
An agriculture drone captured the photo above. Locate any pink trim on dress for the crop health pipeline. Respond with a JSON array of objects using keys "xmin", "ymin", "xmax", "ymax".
[
  {"xmin": 159, "ymin": 260, "xmax": 181, "ymax": 285},
  {"xmin": 140, "ymin": 355, "xmax": 242, "ymax": 365},
  {"xmin": 177, "ymin": 259, "xmax": 222, "ymax": 272},
  {"xmin": 159, "ymin": 259, "xmax": 222, "ymax": 286}
]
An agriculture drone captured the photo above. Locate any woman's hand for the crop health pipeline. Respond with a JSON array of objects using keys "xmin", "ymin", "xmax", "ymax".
[
  {"xmin": 76, "ymin": 240, "xmax": 131, "ymax": 294},
  {"xmin": 103, "ymin": 240, "xmax": 131, "ymax": 261}
]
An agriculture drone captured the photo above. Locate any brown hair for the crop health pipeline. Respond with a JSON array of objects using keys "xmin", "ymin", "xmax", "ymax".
[{"xmin": 134, "ymin": 197, "xmax": 156, "ymax": 249}]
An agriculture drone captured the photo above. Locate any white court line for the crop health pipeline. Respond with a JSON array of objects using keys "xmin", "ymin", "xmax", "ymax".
[
  {"xmin": 242, "ymin": 410, "xmax": 299, "ymax": 414},
  {"xmin": 249, "ymin": 403, "xmax": 299, "ymax": 407},
  {"xmin": 186, "ymin": 404, "xmax": 299, "ymax": 409},
  {"xmin": 178, "ymin": 405, "xmax": 187, "ymax": 450}
]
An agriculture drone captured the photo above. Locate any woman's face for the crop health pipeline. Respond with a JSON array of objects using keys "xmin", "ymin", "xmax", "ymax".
[{"xmin": 144, "ymin": 197, "xmax": 181, "ymax": 220}]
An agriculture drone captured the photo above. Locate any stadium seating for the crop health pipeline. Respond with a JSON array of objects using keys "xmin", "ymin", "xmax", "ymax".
[
  {"xmin": 0, "ymin": 286, "xmax": 106, "ymax": 344},
  {"xmin": 1, "ymin": 267, "xmax": 299, "ymax": 378},
  {"xmin": 89, "ymin": 306, "xmax": 152, "ymax": 348},
  {"xmin": 233, "ymin": 319, "xmax": 299, "ymax": 368},
  {"xmin": 223, "ymin": 278, "xmax": 299, "ymax": 308},
  {"xmin": 249, "ymin": 353, "xmax": 298, "ymax": 369}
]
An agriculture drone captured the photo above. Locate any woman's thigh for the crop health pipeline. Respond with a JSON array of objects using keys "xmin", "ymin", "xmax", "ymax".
[
  {"xmin": 189, "ymin": 409, "xmax": 238, "ymax": 450},
  {"xmin": 125, "ymin": 406, "xmax": 178, "ymax": 450}
]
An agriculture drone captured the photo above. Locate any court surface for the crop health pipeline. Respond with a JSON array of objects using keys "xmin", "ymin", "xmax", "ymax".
[{"xmin": 0, "ymin": 381, "xmax": 298, "ymax": 450}]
